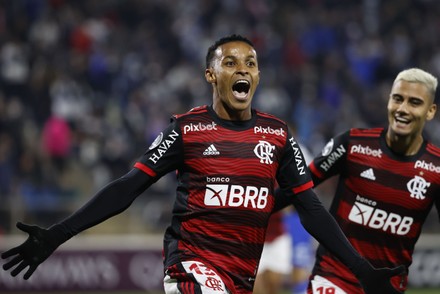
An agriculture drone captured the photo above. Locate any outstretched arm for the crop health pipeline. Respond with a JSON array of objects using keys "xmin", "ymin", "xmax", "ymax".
[
  {"xmin": 290, "ymin": 188, "xmax": 405, "ymax": 294},
  {"xmin": 1, "ymin": 168, "xmax": 153, "ymax": 279}
]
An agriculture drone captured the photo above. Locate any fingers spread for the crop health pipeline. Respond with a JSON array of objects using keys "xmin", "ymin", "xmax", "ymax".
[
  {"xmin": 24, "ymin": 264, "xmax": 38, "ymax": 280},
  {"xmin": 1, "ymin": 247, "xmax": 21, "ymax": 259},
  {"xmin": 3, "ymin": 255, "xmax": 24, "ymax": 270},
  {"xmin": 11, "ymin": 261, "xmax": 30, "ymax": 277}
]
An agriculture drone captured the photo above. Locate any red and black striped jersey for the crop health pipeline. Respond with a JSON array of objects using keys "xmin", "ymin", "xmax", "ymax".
[
  {"xmin": 134, "ymin": 105, "xmax": 312, "ymax": 293},
  {"xmin": 309, "ymin": 127, "xmax": 440, "ymax": 292}
]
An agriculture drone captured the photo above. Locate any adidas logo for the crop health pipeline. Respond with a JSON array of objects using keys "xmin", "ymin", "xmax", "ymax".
[
  {"xmin": 360, "ymin": 168, "xmax": 376, "ymax": 180},
  {"xmin": 203, "ymin": 144, "xmax": 220, "ymax": 156}
]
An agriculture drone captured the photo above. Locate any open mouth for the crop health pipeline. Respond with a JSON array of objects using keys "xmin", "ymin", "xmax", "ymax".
[
  {"xmin": 232, "ymin": 80, "xmax": 250, "ymax": 99},
  {"xmin": 395, "ymin": 116, "xmax": 410, "ymax": 125}
]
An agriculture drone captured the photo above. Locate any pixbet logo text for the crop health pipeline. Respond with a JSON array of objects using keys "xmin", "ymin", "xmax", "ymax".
[
  {"xmin": 414, "ymin": 160, "xmax": 440, "ymax": 173},
  {"xmin": 350, "ymin": 144, "xmax": 382, "ymax": 158},
  {"xmin": 254, "ymin": 126, "xmax": 285, "ymax": 137},
  {"xmin": 183, "ymin": 122, "xmax": 217, "ymax": 134}
]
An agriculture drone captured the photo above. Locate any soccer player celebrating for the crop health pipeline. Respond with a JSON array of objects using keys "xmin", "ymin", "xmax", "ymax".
[
  {"xmin": 1, "ymin": 35, "xmax": 403, "ymax": 294},
  {"xmin": 279, "ymin": 67, "xmax": 440, "ymax": 293}
]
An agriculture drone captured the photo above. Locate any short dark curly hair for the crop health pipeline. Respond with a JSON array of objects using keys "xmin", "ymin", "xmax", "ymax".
[{"xmin": 205, "ymin": 34, "xmax": 254, "ymax": 69}]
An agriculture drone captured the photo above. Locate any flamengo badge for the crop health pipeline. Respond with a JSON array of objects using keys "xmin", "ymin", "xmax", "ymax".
[
  {"xmin": 254, "ymin": 140, "xmax": 275, "ymax": 164},
  {"xmin": 407, "ymin": 176, "xmax": 430, "ymax": 200}
]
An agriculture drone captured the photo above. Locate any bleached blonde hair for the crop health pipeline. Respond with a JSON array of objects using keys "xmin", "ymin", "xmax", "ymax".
[{"xmin": 394, "ymin": 68, "xmax": 438, "ymax": 101}]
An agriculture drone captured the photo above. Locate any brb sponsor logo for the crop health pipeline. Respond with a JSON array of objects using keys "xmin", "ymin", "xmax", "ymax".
[
  {"xmin": 183, "ymin": 122, "xmax": 217, "ymax": 134},
  {"xmin": 350, "ymin": 144, "xmax": 382, "ymax": 158},
  {"xmin": 204, "ymin": 177, "xmax": 268, "ymax": 209},
  {"xmin": 348, "ymin": 195, "xmax": 413, "ymax": 235},
  {"xmin": 254, "ymin": 126, "xmax": 285, "ymax": 137}
]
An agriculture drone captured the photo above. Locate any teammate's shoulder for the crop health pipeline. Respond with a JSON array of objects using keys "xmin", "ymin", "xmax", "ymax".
[
  {"xmin": 349, "ymin": 127, "xmax": 384, "ymax": 138},
  {"xmin": 173, "ymin": 105, "xmax": 209, "ymax": 119},
  {"xmin": 426, "ymin": 142, "xmax": 440, "ymax": 157},
  {"xmin": 254, "ymin": 109, "xmax": 287, "ymax": 125}
]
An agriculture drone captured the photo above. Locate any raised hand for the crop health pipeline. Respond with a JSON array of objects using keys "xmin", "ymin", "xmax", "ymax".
[{"xmin": 1, "ymin": 222, "xmax": 62, "ymax": 279}]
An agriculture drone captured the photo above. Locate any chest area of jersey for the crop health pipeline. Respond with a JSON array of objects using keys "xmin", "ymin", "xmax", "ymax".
[
  {"xmin": 345, "ymin": 145, "xmax": 439, "ymax": 210},
  {"xmin": 181, "ymin": 125, "xmax": 285, "ymax": 173}
]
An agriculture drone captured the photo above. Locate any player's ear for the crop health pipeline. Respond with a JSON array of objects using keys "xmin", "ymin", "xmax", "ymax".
[
  {"xmin": 205, "ymin": 69, "xmax": 216, "ymax": 84},
  {"xmin": 426, "ymin": 103, "xmax": 437, "ymax": 121}
]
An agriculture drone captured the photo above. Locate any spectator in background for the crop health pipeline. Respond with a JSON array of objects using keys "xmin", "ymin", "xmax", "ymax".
[{"xmin": 42, "ymin": 115, "xmax": 72, "ymax": 173}]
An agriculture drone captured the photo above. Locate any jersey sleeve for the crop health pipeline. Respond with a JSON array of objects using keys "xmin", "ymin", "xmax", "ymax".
[
  {"xmin": 134, "ymin": 117, "xmax": 184, "ymax": 180},
  {"xmin": 276, "ymin": 129, "xmax": 314, "ymax": 195},
  {"xmin": 308, "ymin": 130, "xmax": 350, "ymax": 185}
]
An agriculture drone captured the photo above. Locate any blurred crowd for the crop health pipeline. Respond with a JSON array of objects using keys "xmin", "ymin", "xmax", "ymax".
[{"xmin": 1, "ymin": 0, "xmax": 440, "ymax": 234}]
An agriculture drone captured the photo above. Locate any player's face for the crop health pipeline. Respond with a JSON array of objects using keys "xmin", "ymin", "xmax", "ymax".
[
  {"xmin": 387, "ymin": 80, "xmax": 437, "ymax": 138},
  {"xmin": 206, "ymin": 41, "xmax": 260, "ymax": 120}
]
